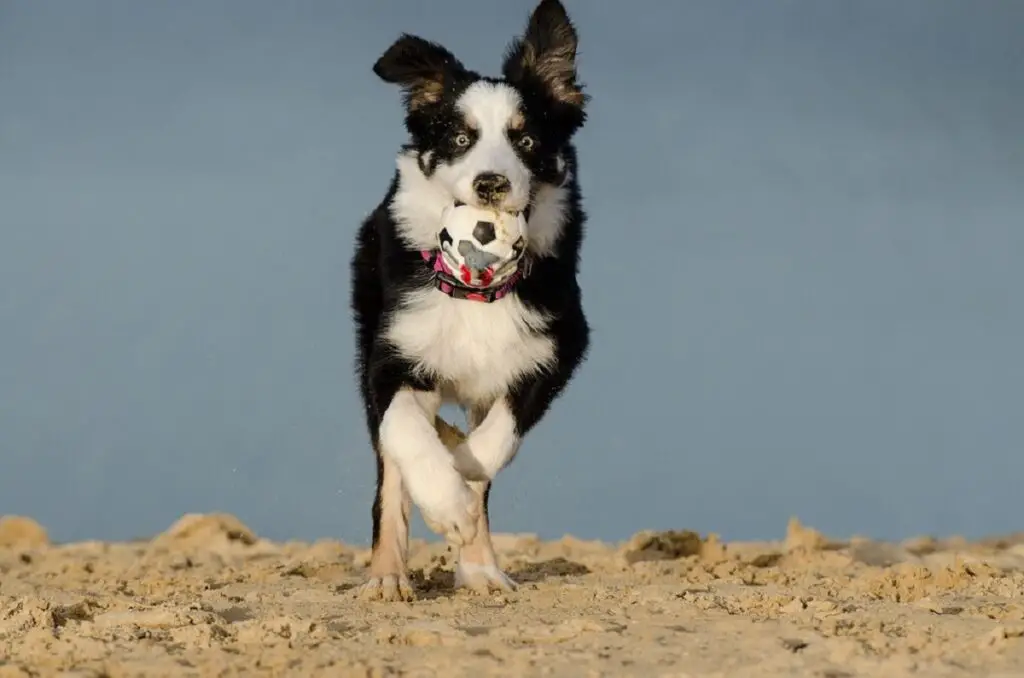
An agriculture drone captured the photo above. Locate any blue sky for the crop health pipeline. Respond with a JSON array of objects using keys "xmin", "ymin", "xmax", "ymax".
[{"xmin": 2, "ymin": 0, "xmax": 1022, "ymax": 545}]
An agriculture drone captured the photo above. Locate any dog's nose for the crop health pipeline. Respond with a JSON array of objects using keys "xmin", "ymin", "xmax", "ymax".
[{"xmin": 472, "ymin": 173, "xmax": 511, "ymax": 203}]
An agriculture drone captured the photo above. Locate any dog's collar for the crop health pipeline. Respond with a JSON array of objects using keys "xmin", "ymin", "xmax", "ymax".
[{"xmin": 420, "ymin": 249, "xmax": 529, "ymax": 303}]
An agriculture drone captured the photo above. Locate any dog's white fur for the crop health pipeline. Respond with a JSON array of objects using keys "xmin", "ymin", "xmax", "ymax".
[
  {"xmin": 449, "ymin": 399, "xmax": 521, "ymax": 482},
  {"xmin": 378, "ymin": 85, "xmax": 567, "ymax": 549},
  {"xmin": 378, "ymin": 388, "xmax": 480, "ymax": 545},
  {"xmin": 454, "ymin": 559, "xmax": 518, "ymax": 592},
  {"xmin": 385, "ymin": 287, "xmax": 556, "ymax": 405},
  {"xmin": 389, "ymin": 83, "xmax": 570, "ymax": 257},
  {"xmin": 376, "ymin": 79, "xmax": 575, "ymax": 587},
  {"xmin": 437, "ymin": 82, "xmax": 532, "ymax": 212}
]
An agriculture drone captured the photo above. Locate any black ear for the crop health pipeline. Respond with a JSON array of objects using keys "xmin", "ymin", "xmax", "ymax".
[
  {"xmin": 502, "ymin": 0, "xmax": 586, "ymax": 108},
  {"xmin": 373, "ymin": 34, "xmax": 467, "ymax": 110}
]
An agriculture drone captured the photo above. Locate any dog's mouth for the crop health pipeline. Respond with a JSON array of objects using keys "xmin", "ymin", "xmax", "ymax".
[{"xmin": 453, "ymin": 199, "xmax": 532, "ymax": 222}]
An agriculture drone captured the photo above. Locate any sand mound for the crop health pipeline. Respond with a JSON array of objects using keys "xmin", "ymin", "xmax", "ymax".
[
  {"xmin": 2, "ymin": 514, "xmax": 1024, "ymax": 676},
  {"xmin": 152, "ymin": 512, "xmax": 258, "ymax": 550},
  {"xmin": 0, "ymin": 516, "xmax": 49, "ymax": 549}
]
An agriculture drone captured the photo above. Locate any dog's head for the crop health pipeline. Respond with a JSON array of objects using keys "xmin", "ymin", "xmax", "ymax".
[{"xmin": 373, "ymin": 0, "xmax": 587, "ymax": 220}]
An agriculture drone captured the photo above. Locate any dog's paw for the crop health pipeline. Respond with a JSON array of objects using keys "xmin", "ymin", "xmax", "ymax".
[
  {"xmin": 357, "ymin": 574, "xmax": 415, "ymax": 602},
  {"xmin": 454, "ymin": 561, "xmax": 519, "ymax": 594},
  {"xmin": 413, "ymin": 472, "xmax": 480, "ymax": 546}
]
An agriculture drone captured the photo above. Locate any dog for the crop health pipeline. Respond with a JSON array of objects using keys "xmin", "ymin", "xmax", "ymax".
[{"xmin": 350, "ymin": 0, "xmax": 590, "ymax": 601}]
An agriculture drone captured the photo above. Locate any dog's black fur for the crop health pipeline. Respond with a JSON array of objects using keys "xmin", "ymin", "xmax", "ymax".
[{"xmin": 350, "ymin": 0, "xmax": 591, "ymax": 556}]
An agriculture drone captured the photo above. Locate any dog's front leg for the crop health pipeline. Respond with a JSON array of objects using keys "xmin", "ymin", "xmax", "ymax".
[
  {"xmin": 448, "ymin": 399, "xmax": 520, "ymax": 594},
  {"xmin": 448, "ymin": 348, "xmax": 587, "ymax": 593},
  {"xmin": 449, "ymin": 398, "xmax": 521, "ymax": 483},
  {"xmin": 379, "ymin": 388, "xmax": 480, "ymax": 547}
]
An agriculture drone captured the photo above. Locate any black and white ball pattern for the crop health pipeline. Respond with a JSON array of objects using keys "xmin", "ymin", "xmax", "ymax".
[{"xmin": 437, "ymin": 204, "xmax": 528, "ymax": 288}]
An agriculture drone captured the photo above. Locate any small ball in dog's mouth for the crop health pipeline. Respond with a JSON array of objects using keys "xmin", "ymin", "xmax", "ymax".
[
  {"xmin": 452, "ymin": 199, "xmax": 531, "ymax": 222},
  {"xmin": 437, "ymin": 202, "xmax": 529, "ymax": 288}
]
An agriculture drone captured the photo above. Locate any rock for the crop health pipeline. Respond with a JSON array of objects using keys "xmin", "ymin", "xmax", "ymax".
[
  {"xmin": 0, "ymin": 516, "xmax": 49, "ymax": 549},
  {"xmin": 51, "ymin": 600, "xmax": 99, "ymax": 628},
  {"xmin": 621, "ymin": 530, "xmax": 703, "ymax": 564}
]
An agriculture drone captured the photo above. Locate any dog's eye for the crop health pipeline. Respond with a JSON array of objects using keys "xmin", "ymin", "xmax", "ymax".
[
  {"xmin": 454, "ymin": 133, "xmax": 471, "ymax": 147},
  {"xmin": 518, "ymin": 135, "xmax": 535, "ymax": 151}
]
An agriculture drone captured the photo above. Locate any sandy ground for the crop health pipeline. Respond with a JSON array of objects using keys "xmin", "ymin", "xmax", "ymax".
[{"xmin": 2, "ymin": 515, "xmax": 1024, "ymax": 677}]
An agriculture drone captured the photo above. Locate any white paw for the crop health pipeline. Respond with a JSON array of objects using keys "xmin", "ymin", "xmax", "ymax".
[
  {"xmin": 408, "ymin": 465, "xmax": 479, "ymax": 546},
  {"xmin": 358, "ymin": 574, "xmax": 415, "ymax": 602},
  {"xmin": 454, "ymin": 561, "xmax": 519, "ymax": 594}
]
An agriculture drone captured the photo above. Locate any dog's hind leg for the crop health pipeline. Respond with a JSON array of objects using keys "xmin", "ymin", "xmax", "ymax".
[{"xmin": 358, "ymin": 448, "xmax": 415, "ymax": 601}]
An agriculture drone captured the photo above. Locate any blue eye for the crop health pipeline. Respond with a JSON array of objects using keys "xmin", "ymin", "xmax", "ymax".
[
  {"xmin": 518, "ymin": 135, "xmax": 535, "ymax": 150},
  {"xmin": 454, "ymin": 133, "xmax": 471, "ymax": 147}
]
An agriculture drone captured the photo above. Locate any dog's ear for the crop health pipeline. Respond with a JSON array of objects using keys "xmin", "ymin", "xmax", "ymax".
[
  {"xmin": 373, "ymin": 34, "xmax": 466, "ymax": 110},
  {"xmin": 502, "ymin": 0, "xmax": 586, "ymax": 109}
]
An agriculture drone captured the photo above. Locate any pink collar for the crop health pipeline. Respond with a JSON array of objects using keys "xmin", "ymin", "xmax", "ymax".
[{"xmin": 420, "ymin": 250, "xmax": 527, "ymax": 303}]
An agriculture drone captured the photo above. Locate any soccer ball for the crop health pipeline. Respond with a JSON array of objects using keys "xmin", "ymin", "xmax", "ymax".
[{"xmin": 437, "ymin": 203, "xmax": 528, "ymax": 288}]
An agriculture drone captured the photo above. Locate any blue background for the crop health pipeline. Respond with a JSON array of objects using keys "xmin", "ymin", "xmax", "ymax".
[{"xmin": 2, "ymin": 0, "xmax": 1022, "ymax": 545}]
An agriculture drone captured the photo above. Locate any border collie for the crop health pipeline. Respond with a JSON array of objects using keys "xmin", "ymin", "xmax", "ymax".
[{"xmin": 350, "ymin": 0, "xmax": 590, "ymax": 601}]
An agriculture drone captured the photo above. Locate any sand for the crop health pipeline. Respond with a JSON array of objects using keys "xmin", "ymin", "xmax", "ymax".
[{"xmin": 2, "ymin": 515, "xmax": 1024, "ymax": 677}]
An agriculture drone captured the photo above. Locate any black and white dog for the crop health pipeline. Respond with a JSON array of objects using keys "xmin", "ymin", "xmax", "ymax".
[{"xmin": 350, "ymin": 0, "xmax": 590, "ymax": 600}]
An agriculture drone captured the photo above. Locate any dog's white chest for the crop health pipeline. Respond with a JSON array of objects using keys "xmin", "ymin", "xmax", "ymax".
[{"xmin": 385, "ymin": 289, "xmax": 555, "ymax": 404}]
